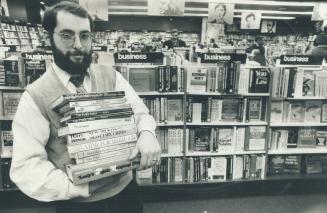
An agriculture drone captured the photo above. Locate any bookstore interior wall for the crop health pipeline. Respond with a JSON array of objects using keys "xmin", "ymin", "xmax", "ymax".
[{"xmin": 1, "ymin": 0, "xmax": 327, "ymax": 212}]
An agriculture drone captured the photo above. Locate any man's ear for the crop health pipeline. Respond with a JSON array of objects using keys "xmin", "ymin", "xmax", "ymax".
[{"xmin": 43, "ymin": 30, "xmax": 51, "ymax": 46}]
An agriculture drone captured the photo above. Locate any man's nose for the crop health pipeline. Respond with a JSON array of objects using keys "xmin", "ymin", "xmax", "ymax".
[{"xmin": 73, "ymin": 35, "xmax": 83, "ymax": 49}]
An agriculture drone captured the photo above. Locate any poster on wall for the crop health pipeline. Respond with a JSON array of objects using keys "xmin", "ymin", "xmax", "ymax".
[
  {"xmin": 206, "ymin": 23, "xmax": 225, "ymax": 42},
  {"xmin": 0, "ymin": 0, "xmax": 10, "ymax": 17},
  {"xmin": 148, "ymin": 0, "xmax": 185, "ymax": 16},
  {"xmin": 312, "ymin": 3, "xmax": 327, "ymax": 21},
  {"xmin": 79, "ymin": 0, "xmax": 108, "ymax": 21},
  {"xmin": 240, "ymin": 12, "xmax": 262, "ymax": 29},
  {"xmin": 261, "ymin": 20, "xmax": 277, "ymax": 33},
  {"xmin": 208, "ymin": 3, "xmax": 234, "ymax": 25}
]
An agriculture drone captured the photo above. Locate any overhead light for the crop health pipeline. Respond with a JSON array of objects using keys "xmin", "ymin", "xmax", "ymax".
[
  {"xmin": 234, "ymin": 9, "xmax": 312, "ymax": 15},
  {"xmin": 186, "ymin": 0, "xmax": 315, "ymax": 6},
  {"xmin": 234, "ymin": 15, "xmax": 296, "ymax": 20}
]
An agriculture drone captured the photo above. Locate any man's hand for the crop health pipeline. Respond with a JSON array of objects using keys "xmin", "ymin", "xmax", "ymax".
[{"xmin": 129, "ymin": 131, "xmax": 161, "ymax": 170}]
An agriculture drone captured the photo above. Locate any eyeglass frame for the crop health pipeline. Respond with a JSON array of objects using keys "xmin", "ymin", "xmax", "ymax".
[{"xmin": 53, "ymin": 30, "xmax": 92, "ymax": 47}]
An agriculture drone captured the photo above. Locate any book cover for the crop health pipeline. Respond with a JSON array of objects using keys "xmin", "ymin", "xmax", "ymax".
[
  {"xmin": 288, "ymin": 102, "xmax": 305, "ymax": 123},
  {"xmin": 1, "ymin": 130, "xmax": 13, "ymax": 158},
  {"xmin": 304, "ymin": 101, "xmax": 322, "ymax": 123},
  {"xmin": 316, "ymin": 131, "xmax": 327, "ymax": 147},
  {"xmin": 284, "ymin": 155, "xmax": 301, "ymax": 174},
  {"xmin": 302, "ymin": 70, "xmax": 315, "ymax": 96},
  {"xmin": 187, "ymin": 67, "xmax": 207, "ymax": 92},
  {"xmin": 322, "ymin": 102, "xmax": 327, "ymax": 123},
  {"xmin": 297, "ymin": 128, "xmax": 316, "ymax": 148},
  {"xmin": 305, "ymin": 155, "xmax": 323, "ymax": 174},
  {"xmin": 287, "ymin": 128, "xmax": 298, "ymax": 148},
  {"xmin": 2, "ymin": 92, "xmax": 22, "ymax": 117},
  {"xmin": 249, "ymin": 68, "xmax": 270, "ymax": 93},
  {"xmin": 244, "ymin": 126, "xmax": 266, "ymax": 150},
  {"xmin": 23, "ymin": 58, "xmax": 46, "ymax": 86},
  {"xmin": 167, "ymin": 99, "xmax": 183, "ymax": 121},
  {"xmin": 247, "ymin": 98, "xmax": 262, "ymax": 121},
  {"xmin": 268, "ymin": 156, "xmax": 285, "ymax": 175},
  {"xmin": 217, "ymin": 128, "xmax": 234, "ymax": 153},
  {"xmin": 221, "ymin": 98, "xmax": 242, "ymax": 121},
  {"xmin": 270, "ymin": 101, "xmax": 284, "ymax": 123},
  {"xmin": 193, "ymin": 127, "xmax": 211, "ymax": 152},
  {"xmin": 207, "ymin": 157, "xmax": 227, "ymax": 181},
  {"xmin": 129, "ymin": 67, "xmax": 157, "ymax": 92},
  {"xmin": 4, "ymin": 59, "xmax": 20, "ymax": 86}
]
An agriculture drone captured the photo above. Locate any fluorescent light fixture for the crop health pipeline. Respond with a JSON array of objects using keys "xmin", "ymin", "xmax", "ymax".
[
  {"xmin": 234, "ymin": 15, "xmax": 296, "ymax": 20},
  {"xmin": 234, "ymin": 9, "xmax": 312, "ymax": 15},
  {"xmin": 185, "ymin": 0, "xmax": 315, "ymax": 6}
]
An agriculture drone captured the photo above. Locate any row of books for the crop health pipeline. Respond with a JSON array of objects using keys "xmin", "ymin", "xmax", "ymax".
[
  {"xmin": 0, "ymin": 55, "xmax": 49, "ymax": 87},
  {"xmin": 116, "ymin": 65, "xmax": 185, "ymax": 93},
  {"xmin": 187, "ymin": 97, "xmax": 267, "ymax": 123},
  {"xmin": 272, "ymin": 66, "xmax": 327, "ymax": 98},
  {"xmin": 156, "ymin": 128, "xmax": 183, "ymax": 155},
  {"xmin": 0, "ymin": 91, "xmax": 22, "ymax": 118},
  {"xmin": 0, "ymin": 158, "xmax": 16, "ymax": 189},
  {"xmin": 0, "ymin": 130, "xmax": 12, "ymax": 158},
  {"xmin": 268, "ymin": 155, "xmax": 327, "ymax": 175},
  {"xmin": 186, "ymin": 65, "xmax": 270, "ymax": 94},
  {"xmin": 142, "ymin": 97, "xmax": 183, "ymax": 123},
  {"xmin": 140, "ymin": 155, "xmax": 265, "ymax": 183},
  {"xmin": 51, "ymin": 91, "xmax": 140, "ymax": 185},
  {"xmin": 270, "ymin": 100, "xmax": 327, "ymax": 123},
  {"xmin": 270, "ymin": 128, "xmax": 327, "ymax": 150},
  {"xmin": 187, "ymin": 126, "xmax": 266, "ymax": 153}
]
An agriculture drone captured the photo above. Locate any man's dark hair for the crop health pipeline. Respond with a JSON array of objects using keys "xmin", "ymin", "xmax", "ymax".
[
  {"xmin": 42, "ymin": 1, "xmax": 93, "ymax": 34},
  {"xmin": 246, "ymin": 13, "xmax": 256, "ymax": 21},
  {"xmin": 214, "ymin": 3, "xmax": 226, "ymax": 16}
]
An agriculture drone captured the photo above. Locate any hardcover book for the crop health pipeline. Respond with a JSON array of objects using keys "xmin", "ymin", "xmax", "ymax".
[
  {"xmin": 249, "ymin": 68, "xmax": 270, "ymax": 93},
  {"xmin": 297, "ymin": 128, "xmax": 316, "ymax": 148},
  {"xmin": 129, "ymin": 67, "xmax": 158, "ymax": 92},
  {"xmin": 247, "ymin": 98, "xmax": 262, "ymax": 121},
  {"xmin": 288, "ymin": 102, "xmax": 305, "ymax": 123},
  {"xmin": 216, "ymin": 128, "xmax": 234, "ymax": 153},
  {"xmin": 193, "ymin": 128, "xmax": 211, "ymax": 152},
  {"xmin": 167, "ymin": 99, "xmax": 183, "ymax": 121},
  {"xmin": 304, "ymin": 101, "xmax": 322, "ymax": 123},
  {"xmin": 187, "ymin": 67, "xmax": 207, "ymax": 92},
  {"xmin": 244, "ymin": 126, "xmax": 266, "ymax": 150},
  {"xmin": 2, "ymin": 92, "xmax": 22, "ymax": 117}
]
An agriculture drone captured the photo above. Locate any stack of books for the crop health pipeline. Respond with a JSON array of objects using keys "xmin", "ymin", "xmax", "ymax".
[{"xmin": 50, "ymin": 91, "xmax": 140, "ymax": 185}]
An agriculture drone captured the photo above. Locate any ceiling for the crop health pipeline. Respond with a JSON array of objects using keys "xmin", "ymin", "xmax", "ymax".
[{"xmin": 108, "ymin": 0, "xmax": 316, "ymax": 19}]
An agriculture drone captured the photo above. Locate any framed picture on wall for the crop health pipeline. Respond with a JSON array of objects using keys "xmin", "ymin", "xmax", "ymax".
[
  {"xmin": 312, "ymin": 3, "xmax": 327, "ymax": 21},
  {"xmin": 240, "ymin": 12, "xmax": 262, "ymax": 29},
  {"xmin": 208, "ymin": 3, "xmax": 234, "ymax": 25},
  {"xmin": 148, "ymin": 0, "xmax": 185, "ymax": 16},
  {"xmin": 261, "ymin": 20, "xmax": 277, "ymax": 33},
  {"xmin": 0, "ymin": 0, "xmax": 10, "ymax": 16}
]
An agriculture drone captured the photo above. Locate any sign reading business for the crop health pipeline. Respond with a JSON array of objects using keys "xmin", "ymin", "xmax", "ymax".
[
  {"xmin": 200, "ymin": 53, "xmax": 247, "ymax": 64},
  {"xmin": 280, "ymin": 55, "xmax": 324, "ymax": 65},
  {"xmin": 114, "ymin": 52, "xmax": 164, "ymax": 64}
]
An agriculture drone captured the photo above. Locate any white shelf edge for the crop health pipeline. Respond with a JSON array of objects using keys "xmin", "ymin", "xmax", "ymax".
[
  {"xmin": 187, "ymin": 122, "xmax": 267, "ymax": 126},
  {"xmin": 268, "ymin": 148, "xmax": 327, "ymax": 155},
  {"xmin": 270, "ymin": 123, "xmax": 327, "ymax": 127}
]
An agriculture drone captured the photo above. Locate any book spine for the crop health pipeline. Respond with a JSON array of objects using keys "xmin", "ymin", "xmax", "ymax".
[
  {"xmin": 59, "ymin": 98, "xmax": 127, "ymax": 114},
  {"xmin": 63, "ymin": 111, "xmax": 134, "ymax": 124},
  {"xmin": 58, "ymin": 116, "xmax": 135, "ymax": 136},
  {"xmin": 66, "ymin": 124, "xmax": 137, "ymax": 146},
  {"xmin": 67, "ymin": 134, "xmax": 137, "ymax": 154},
  {"xmin": 51, "ymin": 91, "xmax": 125, "ymax": 110},
  {"xmin": 74, "ymin": 144, "xmax": 136, "ymax": 164},
  {"xmin": 66, "ymin": 159, "xmax": 140, "ymax": 185}
]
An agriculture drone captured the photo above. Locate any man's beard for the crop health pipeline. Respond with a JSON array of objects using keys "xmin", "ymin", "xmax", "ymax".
[{"xmin": 50, "ymin": 39, "xmax": 92, "ymax": 76}]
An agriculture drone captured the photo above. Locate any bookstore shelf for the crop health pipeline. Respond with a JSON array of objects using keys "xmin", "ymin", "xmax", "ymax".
[
  {"xmin": 0, "ymin": 86, "xmax": 24, "ymax": 91},
  {"xmin": 186, "ymin": 92, "xmax": 269, "ymax": 97},
  {"xmin": 0, "ymin": 116, "xmax": 13, "ymax": 121},
  {"xmin": 161, "ymin": 153, "xmax": 184, "ymax": 158},
  {"xmin": 266, "ymin": 173, "xmax": 327, "ymax": 181},
  {"xmin": 272, "ymin": 97, "xmax": 327, "ymax": 101},
  {"xmin": 270, "ymin": 123, "xmax": 327, "ymax": 127},
  {"xmin": 186, "ymin": 150, "xmax": 266, "ymax": 157},
  {"xmin": 268, "ymin": 149, "xmax": 327, "ymax": 155},
  {"xmin": 138, "ymin": 92, "xmax": 184, "ymax": 96},
  {"xmin": 157, "ymin": 122, "xmax": 184, "ymax": 127},
  {"xmin": 186, "ymin": 121, "xmax": 268, "ymax": 126}
]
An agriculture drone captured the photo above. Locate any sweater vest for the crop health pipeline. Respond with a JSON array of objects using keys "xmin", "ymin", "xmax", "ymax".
[{"xmin": 26, "ymin": 64, "xmax": 132, "ymax": 202}]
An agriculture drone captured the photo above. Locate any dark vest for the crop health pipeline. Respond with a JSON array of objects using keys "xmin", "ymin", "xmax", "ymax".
[{"xmin": 26, "ymin": 64, "xmax": 132, "ymax": 202}]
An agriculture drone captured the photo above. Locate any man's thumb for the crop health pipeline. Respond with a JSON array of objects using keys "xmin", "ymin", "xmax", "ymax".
[{"xmin": 129, "ymin": 146, "xmax": 139, "ymax": 160}]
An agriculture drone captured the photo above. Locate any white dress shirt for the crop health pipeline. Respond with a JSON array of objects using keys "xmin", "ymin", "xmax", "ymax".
[{"xmin": 10, "ymin": 63, "xmax": 156, "ymax": 201}]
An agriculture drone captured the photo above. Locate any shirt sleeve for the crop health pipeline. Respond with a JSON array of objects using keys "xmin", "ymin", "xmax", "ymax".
[
  {"xmin": 115, "ymin": 71, "xmax": 157, "ymax": 137},
  {"xmin": 10, "ymin": 92, "xmax": 89, "ymax": 202}
]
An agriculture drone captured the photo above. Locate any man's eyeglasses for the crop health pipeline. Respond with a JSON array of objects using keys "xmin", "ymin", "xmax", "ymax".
[{"xmin": 54, "ymin": 31, "xmax": 92, "ymax": 47}]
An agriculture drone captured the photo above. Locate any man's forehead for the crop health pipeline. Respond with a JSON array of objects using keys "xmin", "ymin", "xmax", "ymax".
[{"xmin": 55, "ymin": 11, "xmax": 90, "ymax": 32}]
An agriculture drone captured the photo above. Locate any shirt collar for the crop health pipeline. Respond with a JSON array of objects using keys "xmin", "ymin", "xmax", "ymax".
[{"xmin": 51, "ymin": 62, "xmax": 91, "ymax": 88}]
